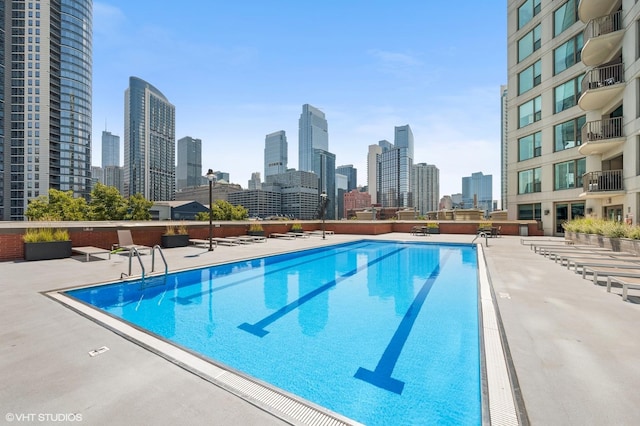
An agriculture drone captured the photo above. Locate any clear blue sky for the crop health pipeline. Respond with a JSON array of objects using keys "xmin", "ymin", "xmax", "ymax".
[{"xmin": 92, "ymin": 1, "xmax": 506, "ymax": 199}]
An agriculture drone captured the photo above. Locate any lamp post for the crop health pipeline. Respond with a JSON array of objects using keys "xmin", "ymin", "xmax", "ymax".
[
  {"xmin": 320, "ymin": 191, "xmax": 327, "ymax": 240},
  {"xmin": 206, "ymin": 169, "xmax": 215, "ymax": 251}
]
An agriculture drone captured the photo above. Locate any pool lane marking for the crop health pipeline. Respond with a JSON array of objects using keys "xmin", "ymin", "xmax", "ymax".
[
  {"xmin": 171, "ymin": 242, "xmax": 375, "ymax": 304},
  {"xmin": 238, "ymin": 247, "xmax": 406, "ymax": 337},
  {"xmin": 354, "ymin": 250, "xmax": 452, "ymax": 395}
]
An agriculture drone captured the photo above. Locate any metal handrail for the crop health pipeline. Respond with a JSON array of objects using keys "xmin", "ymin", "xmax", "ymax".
[
  {"xmin": 584, "ymin": 10, "xmax": 622, "ymax": 40},
  {"xmin": 582, "ymin": 170, "xmax": 623, "ymax": 193},
  {"xmin": 581, "ymin": 116, "xmax": 624, "ymax": 143},
  {"xmin": 581, "ymin": 62, "xmax": 624, "ymax": 93},
  {"xmin": 122, "ymin": 247, "xmax": 145, "ymax": 281},
  {"xmin": 151, "ymin": 245, "xmax": 168, "ymax": 276}
]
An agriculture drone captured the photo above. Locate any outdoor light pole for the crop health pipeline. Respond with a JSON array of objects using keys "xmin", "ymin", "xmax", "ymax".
[
  {"xmin": 206, "ymin": 169, "xmax": 215, "ymax": 251},
  {"xmin": 320, "ymin": 191, "xmax": 327, "ymax": 240}
]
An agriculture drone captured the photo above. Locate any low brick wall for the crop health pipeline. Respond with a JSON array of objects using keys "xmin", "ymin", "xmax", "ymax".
[{"xmin": 0, "ymin": 220, "xmax": 542, "ymax": 262}]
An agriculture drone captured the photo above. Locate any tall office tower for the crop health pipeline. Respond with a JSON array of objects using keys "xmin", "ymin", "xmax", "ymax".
[
  {"xmin": 213, "ymin": 171, "xmax": 229, "ymax": 183},
  {"xmin": 1, "ymin": 0, "xmax": 93, "ymax": 220},
  {"xmin": 313, "ymin": 149, "xmax": 336, "ymax": 219},
  {"xmin": 298, "ymin": 104, "xmax": 328, "ymax": 172},
  {"xmin": 124, "ymin": 77, "xmax": 175, "ymax": 201},
  {"xmin": 248, "ymin": 172, "xmax": 262, "ymax": 190},
  {"xmin": 102, "ymin": 131, "xmax": 120, "ymax": 167},
  {"xmin": 378, "ymin": 126, "xmax": 414, "ymax": 208},
  {"xmin": 500, "ymin": 84, "xmax": 508, "ymax": 211},
  {"xmin": 264, "ymin": 130, "xmax": 288, "ymax": 177},
  {"xmin": 336, "ymin": 164, "xmax": 357, "ymax": 191},
  {"xmin": 367, "ymin": 145, "xmax": 382, "ymax": 204},
  {"xmin": 335, "ymin": 173, "xmax": 347, "ymax": 219},
  {"xmin": 462, "ymin": 172, "xmax": 493, "ymax": 212},
  {"xmin": 176, "ymin": 136, "xmax": 202, "ymax": 190},
  {"xmin": 507, "ymin": 0, "xmax": 640, "ymax": 235},
  {"xmin": 412, "ymin": 163, "xmax": 440, "ymax": 215}
]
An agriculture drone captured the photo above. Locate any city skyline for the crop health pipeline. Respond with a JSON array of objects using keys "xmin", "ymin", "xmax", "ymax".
[{"xmin": 91, "ymin": 1, "xmax": 505, "ymax": 199}]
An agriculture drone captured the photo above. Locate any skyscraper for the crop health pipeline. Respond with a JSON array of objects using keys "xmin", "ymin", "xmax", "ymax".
[
  {"xmin": 176, "ymin": 136, "xmax": 202, "ymax": 190},
  {"xmin": 378, "ymin": 126, "xmax": 414, "ymax": 208},
  {"xmin": 298, "ymin": 104, "xmax": 328, "ymax": 172},
  {"xmin": 367, "ymin": 144, "xmax": 383, "ymax": 205},
  {"xmin": 264, "ymin": 130, "xmax": 287, "ymax": 177},
  {"xmin": 102, "ymin": 131, "xmax": 120, "ymax": 168},
  {"xmin": 124, "ymin": 77, "xmax": 175, "ymax": 201},
  {"xmin": 506, "ymin": 0, "xmax": 640, "ymax": 235},
  {"xmin": 336, "ymin": 164, "xmax": 357, "ymax": 192},
  {"xmin": 1, "ymin": 0, "xmax": 93, "ymax": 220},
  {"xmin": 313, "ymin": 149, "xmax": 336, "ymax": 220},
  {"xmin": 462, "ymin": 172, "xmax": 492, "ymax": 213},
  {"xmin": 413, "ymin": 163, "xmax": 439, "ymax": 215}
]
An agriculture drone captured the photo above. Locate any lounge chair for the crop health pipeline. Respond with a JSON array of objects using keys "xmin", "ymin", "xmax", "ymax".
[
  {"xmin": 212, "ymin": 237, "xmax": 241, "ymax": 246},
  {"xmin": 270, "ymin": 233, "xmax": 295, "ymax": 239},
  {"xmin": 581, "ymin": 265, "xmax": 640, "ymax": 285},
  {"xmin": 188, "ymin": 239, "xmax": 217, "ymax": 249},
  {"xmin": 607, "ymin": 276, "xmax": 640, "ymax": 301},
  {"xmin": 116, "ymin": 230, "xmax": 152, "ymax": 254}
]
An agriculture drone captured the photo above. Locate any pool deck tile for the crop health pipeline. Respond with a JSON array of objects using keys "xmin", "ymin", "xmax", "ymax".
[{"xmin": 2, "ymin": 234, "xmax": 640, "ymax": 425}]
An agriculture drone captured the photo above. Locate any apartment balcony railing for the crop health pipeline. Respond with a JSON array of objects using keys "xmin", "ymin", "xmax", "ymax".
[
  {"xmin": 582, "ymin": 116, "xmax": 624, "ymax": 142},
  {"xmin": 582, "ymin": 10, "xmax": 624, "ymax": 66},
  {"xmin": 578, "ymin": 0, "xmax": 619, "ymax": 23},
  {"xmin": 579, "ymin": 63, "xmax": 625, "ymax": 110},
  {"xmin": 582, "ymin": 170, "xmax": 623, "ymax": 193}
]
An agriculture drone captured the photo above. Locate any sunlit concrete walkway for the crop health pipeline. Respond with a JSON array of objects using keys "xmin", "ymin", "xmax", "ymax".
[{"xmin": 1, "ymin": 233, "xmax": 639, "ymax": 425}]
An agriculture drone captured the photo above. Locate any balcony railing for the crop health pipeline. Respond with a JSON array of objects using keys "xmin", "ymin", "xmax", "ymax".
[
  {"xmin": 581, "ymin": 62, "xmax": 624, "ymax": 93},
  {"xmin": 582, "ymin": 170, "xmax": 623, "ymax": 193},
  {"xmin": 581, "ymin": 116, "xmax": 624, "ymax": 142},
  {"xmin": 584, "ymin": 10, "xmax": 622, "ymax": 39}
]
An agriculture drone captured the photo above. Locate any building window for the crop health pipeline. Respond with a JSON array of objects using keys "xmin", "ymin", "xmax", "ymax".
[
  {"xmin": 518, "ymin": 203, "xmax": 542, "ymax": 220},
  {"xmin": 518, "ymin": 0, "xmax": 542, "ymax": 29},
  {"xmin": 519, "ymin": 131, "xmax": 542, "ymax": 161},
  {"xmin": 519, "ymin": 167, "xmax": 542, "ymax": 194},
  {"xmin": 554, "ymin": 33, "xmax": 583, "ymax": 75},
  {"xmin": 554, "ymin": 75, "xmax": 584, "ymax": 113},
  {"xmin": 518, "ymin": 24, "xmax": 542, "ymax": 62},
  {"xmin": 518, "ymin": 60, "xmax": 542, "ymax": 95},
  {"xmin": 554, "ymin": 158, "xmax": 586, "ymax": 190},
  {"xmin": 518, "ymin": 96, "xmax": 542, "ymax": 128},
  {"xmin": 554, "ymin": 0, "xmax": 578, "ymax": 37},
  {"xmin": 554, "ymin": 115, "xmax": 586, "ymax": 151}
]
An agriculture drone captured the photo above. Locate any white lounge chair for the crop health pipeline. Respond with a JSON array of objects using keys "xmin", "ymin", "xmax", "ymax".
[
  {"xmin": 607, "ymin": 276, "xmax": 640, "ymax": 301},
  {"xmin": 116, "ymin": 230, "xmax": 152, "ymax": 254}
]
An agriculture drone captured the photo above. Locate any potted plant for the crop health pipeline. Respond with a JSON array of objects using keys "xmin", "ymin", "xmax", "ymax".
[
  {"xmin": 23, "ymin": 227, "xmax": 72, "ymax": 261},
  {"xmin": 426, "ymin": 222, "xmax": 440, "ymax": 234},
  {"xmin": 290, "ymin": 223, "xmax": 303, "ymax": 234},
  {"xmin": 161, "ymin": 223, "xmax": 190, "ymax": 248},
  {"xmin": 248, "ymin": 223, "xmax": 265, "ymax": 236}
]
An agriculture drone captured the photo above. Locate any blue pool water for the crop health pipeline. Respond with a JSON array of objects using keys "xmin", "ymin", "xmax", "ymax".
[{"xmin": 67, "ymin": 240, "xmax": 481, "ymax": 425}]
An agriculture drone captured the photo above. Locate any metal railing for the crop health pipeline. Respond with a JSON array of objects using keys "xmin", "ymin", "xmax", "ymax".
[
  {"xmin": 581, "ymin": 62, "xmax": 624, "ymax": 93},
  {"xmin": 584, "ymin": 10, "xmax": 622, "ymax": 40},
  {"xmin": 581, "ymin": 116, "xmax": 624, "ymax": 143},
  {"xmin": 582, "ymin": 170, "xmax": 623, "ymax": 193}
]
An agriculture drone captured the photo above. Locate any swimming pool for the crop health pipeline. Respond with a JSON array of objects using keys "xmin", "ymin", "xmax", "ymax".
[{"xmin": 65, "ymin": 240, "xmax": 481, "ymax": 425}]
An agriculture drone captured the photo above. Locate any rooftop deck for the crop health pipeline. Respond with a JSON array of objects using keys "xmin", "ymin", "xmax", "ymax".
[{"xmin": 1, "ymin": 233, "xmax": 639, "ymax": 425}]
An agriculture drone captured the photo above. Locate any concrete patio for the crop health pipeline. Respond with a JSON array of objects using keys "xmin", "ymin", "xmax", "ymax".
[{"xmin": 1, "ymin": 233, "xmax": 639, "ymax": 425}]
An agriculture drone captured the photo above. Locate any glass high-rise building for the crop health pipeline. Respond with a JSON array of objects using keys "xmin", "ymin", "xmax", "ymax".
[
  {"xmin": 462, "ymin": 172, "xmax": 493, "ymax": 213},
  {"xmin": 298, "ymin": 104, "xmax": 328, "ymax": 172},
  {"xmin": 1, "ymin": 0, "xmax": 93, "ymax": 220},
  {"xmin": 336, "ymin": 164, "xmax": 357, "ymax": 192},
  {"xmin": 377, "ymin": 126, "xmax": 414, "ymax": 208},
  {"xmin": 102, "ymin": 131, "xmax": 120, "ymax": 167},
  {"xmin": 264, "ymin": 130, "xmax": 287, "ymax": 177},
  {"xmin": 176, "ymin": 136, "xmax": 202, "ymax": 190},
  {"xmin": 124, "ymin": 77, "xmax": 175, "ymax": 201},
  {"xmin": 313, "ymin": 148, "xmax": 336, "ymax": 219},
  {"xmin": 413, "ymin": 163, "xmax": 440, "ymax": 215}
]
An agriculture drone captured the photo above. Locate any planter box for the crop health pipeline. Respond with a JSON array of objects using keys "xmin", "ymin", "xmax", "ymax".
[
  {"xmin": 248, "ymin": 230, "xmax": 265, "ymax": 237},
  {"xmin": 427, "ymin": 228, "xmax": 440, "ymax": 234},
  {"xmin": 24, "ymin": 240, "xmax": 72, "ymax": 261},
  {"xmin": 161, "ymin": 234, "xmax": 189, "ymax": 248}
]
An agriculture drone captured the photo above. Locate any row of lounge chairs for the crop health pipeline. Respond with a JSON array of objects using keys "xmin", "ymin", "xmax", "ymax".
[{"xmin": 525, "ymin": 239, "xmax": 640, "ymax": 302}]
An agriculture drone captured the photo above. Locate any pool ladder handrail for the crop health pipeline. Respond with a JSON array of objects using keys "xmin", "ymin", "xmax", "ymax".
[
  {"xmin": 120, "ymin": 245, "xmax": 168, "ymax": 281},
  {"xmin": 471, "ymin": 231, "xmax": 489, "ymax": 247}
]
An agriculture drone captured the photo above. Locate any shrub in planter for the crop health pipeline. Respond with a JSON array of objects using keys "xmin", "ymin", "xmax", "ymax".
[
  {"xmin": 161, "ymin": 223, "xmax": 189, "ymax": 248},
  {"xmin": 290, "ymin": 223, "xmax": 303, "ymax": 233},
  {"xmin": 248, "ymin": 223, "xmax": 265, "ymax": 236},
  {"xmin": 23, "ymin": 228, "xmax": 72, "ymax": 261},
  {"xmin": 426, "ymin": 222, "xmax": 440, "ymax": 234}
]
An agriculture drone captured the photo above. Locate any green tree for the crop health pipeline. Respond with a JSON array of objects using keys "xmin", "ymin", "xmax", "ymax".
[
  {"xmin": 125, "ymin": 193, "xmax": 153, "ymax": 220},
  {"xmin": 25, "ymin": 189, "xmax": 88, "ymax": 220},
  {"xmin": 196, "ymin": 200, "xmax": 248, "ymax": 221},
  {"xmin": 89, "ymin": 183, "xmax": 127, "ymax": 220}
]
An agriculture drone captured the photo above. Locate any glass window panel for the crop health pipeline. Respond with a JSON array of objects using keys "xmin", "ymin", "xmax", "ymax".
[{"xmin": 554, "ymin": 0, "xmax": 577, "ymax": 37}]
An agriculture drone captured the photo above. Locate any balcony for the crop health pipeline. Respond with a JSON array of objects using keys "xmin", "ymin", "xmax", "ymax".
[
  {"xmin": 578, "ymin": 63, "xmax": 625, "ymax": 110},
  {"xmin": 581, "ymin": 170, "xmax": 624, "ymax": 198},
  {"xmin": 579, "ymin": 117, "xmax": 625, "ymax": 156},
  {"xmin": 578, "ymin": 0, "xmax": 619, "ymax": 23},
  {"xmin": 582, "ymin": 11, "xmax": 624, "ymax": 67}
]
